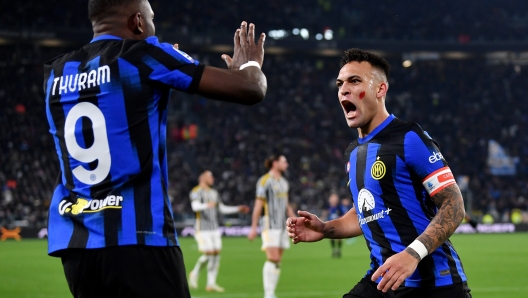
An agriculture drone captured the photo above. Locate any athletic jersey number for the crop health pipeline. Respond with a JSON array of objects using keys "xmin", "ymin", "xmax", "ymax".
[{"xmin": 64, "ymin": 102, "xmax": 111, "ymax": 185}]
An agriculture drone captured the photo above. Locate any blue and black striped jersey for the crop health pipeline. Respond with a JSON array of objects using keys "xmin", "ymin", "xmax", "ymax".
[
  {"xmin": 344, "ymin": 115, "xmax": 467, "ymax": 288},
  {"xmin": 44, "ymin": 35, "xmax": 204, "ymax": 255}
]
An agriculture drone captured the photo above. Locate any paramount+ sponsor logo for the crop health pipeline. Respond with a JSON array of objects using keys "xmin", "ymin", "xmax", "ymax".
[{"xmin": 59, "ymin": 195, "xmax": 124, "ymax": 215}]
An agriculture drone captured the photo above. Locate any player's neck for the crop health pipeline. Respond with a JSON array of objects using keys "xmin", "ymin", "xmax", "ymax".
[
  {"xmin": 92, "ymin": 21, "xmax": 143, "ymax": 41},
  {"xmin": 269, "ymin": 169, "xmax": 282, "ymax": 179},
  {"xmin": 357, "ymin": 110, "xmax": 390, "ymax": 138},
  {"xmin": 199, "ymin": 182, "xmax": 211, "ymax": 190}
]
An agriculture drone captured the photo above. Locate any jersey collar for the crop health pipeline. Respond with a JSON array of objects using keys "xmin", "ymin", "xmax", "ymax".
[
  {"xmin": 357, "ymin": 114, "xmax": 396, "ymax": 144},
  {"xmin": 90, "ymin": 35, "xmax": 123, "ymax": 43}
]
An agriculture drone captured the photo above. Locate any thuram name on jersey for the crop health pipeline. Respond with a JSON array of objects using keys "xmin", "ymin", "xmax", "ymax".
[
  {"xmin": 58, "ymin": 195, "xmax": 123, "ymax": 215},
  {"xmin": 51, "ymin": 65, "xmax": 111, "ymax": 96}
]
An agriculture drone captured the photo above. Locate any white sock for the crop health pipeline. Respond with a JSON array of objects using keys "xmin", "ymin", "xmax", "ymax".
[
  {"xmin": 192, "ymin": 254, "xmax": 208, "ymax": 275},
  {"xmin": 263, "ymin": 261, "xmax": 280, "ymax": 297},
  {"xmin": 207, "ymin": 255, "xmax": 220, "ymax": 286}
]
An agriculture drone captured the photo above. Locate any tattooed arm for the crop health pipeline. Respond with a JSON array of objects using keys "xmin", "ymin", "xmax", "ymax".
[
  {"xmin": 414, "ymin": 184, "xmax": 465, "ymax": 258},
  {"xmin": 286, "ymin": 207, "xmax": 362, "ymax": 244}
]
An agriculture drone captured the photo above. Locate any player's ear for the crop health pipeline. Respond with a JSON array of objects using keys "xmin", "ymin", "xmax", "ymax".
[
  {"xmin": 376, "ymin": 81, "xmax": 388, "ymax": 99},
  {"xmin": 128, "ymin": 12, "xmax": 144, "ymax": 35}
]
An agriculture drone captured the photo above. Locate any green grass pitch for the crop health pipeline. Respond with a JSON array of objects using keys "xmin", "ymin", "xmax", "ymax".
[{"xmin": 0, "ymin": 233, "xmax": 527, "ymax": 297}]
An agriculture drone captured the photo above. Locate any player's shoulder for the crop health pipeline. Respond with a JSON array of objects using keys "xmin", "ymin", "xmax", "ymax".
[
  {"xmin": 379, "ymin": 118, "xmax": 436, "ymax": 144},
  {"xmin": 141, "ymin": 36, "xmax": 198, "ymax": 64},
  {"xmin": 191, "ymin": 185, "xmax": 202, "ymax": 193},
  {"xmin": 401, "ymin": 120, "xmax": 439, "ymax": 147},
  {"xmin": 44, "ymin": 46, "xmax": 84, "ymax": 69},
  {"xmin": 379, "ymin": 117, "xmax": 420, "ymax": 136},
  {"xmin": 343, "ymin": 139, "xmax": 359, "ymax": 164},
  {"xmin": 257, "ymin": 173, "xmax": 272, "ymax": 186}
]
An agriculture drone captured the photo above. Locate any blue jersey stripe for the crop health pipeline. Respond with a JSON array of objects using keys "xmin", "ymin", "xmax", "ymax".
[
  {"xmin": 118, "ymin": 187, "xmax": 137, "ymax": 245},
  {"xmin": 145, "ymin": 37, "xmax": 198, "ymax": 65},
  {"xmin": 394, "ymin": 156, "xmax": 430, "ymax": 234},
  {"xmin": 449, "ymin": 245, "xmax": 467, "ymax": 282},
  {"xmin": 143, "ymin": 55, "xmax": 193, "ymax": 90},
  {"xmin": 109, "ymin": 59, "xmax": 141, "ymax": 186},
  {"xmin": 86, "ymin": 212, "xmax": 105, "ymax": 248},
  {"xmin": 47, "ymin": 185, "xmax": 75, "ymax": 253},
  {"xmin": 430, "ymin": 250, "xmax": 452, "ymax": 287},
  {"xmin": 45, "ymin": 70, "xmax": 68, "ymax": 187},
  {"xmin": 146, "ymin": 91, "xmax": 165, "ymax": 246}
]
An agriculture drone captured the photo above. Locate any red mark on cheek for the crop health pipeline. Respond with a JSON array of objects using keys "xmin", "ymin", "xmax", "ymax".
[{"xmin": 359, "ymin": 91, "xmax": 365, "ymax": 100}]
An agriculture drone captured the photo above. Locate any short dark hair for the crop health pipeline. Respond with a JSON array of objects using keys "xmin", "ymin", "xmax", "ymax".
[
  {"xmin": 340, "ymin": 48, "xmax": 390, "ymax": 81},
  {"xmin": 264, "ymin": 154, "xmax": 282, "ymax": 169},
  {"xmin": 88, "ymin": 0, "xmax": 142, "ymax": 21}
]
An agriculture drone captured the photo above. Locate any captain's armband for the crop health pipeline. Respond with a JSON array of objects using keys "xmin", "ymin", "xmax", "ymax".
[{"xmin": 422, "ymin": 167, "xmax": 456, "ymax": 196}]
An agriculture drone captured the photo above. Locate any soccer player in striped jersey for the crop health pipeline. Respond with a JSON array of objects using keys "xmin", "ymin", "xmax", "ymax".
[
  {"xmin": 188, "ymin": 170, "xmax": 249, "ymax": 292},
  {"xmin": 287, "ymin": 49, "xmax": 472, "ymax": 298},
  {"xmin": 43, "ymin": 1, "xmax": 267, "ymax": 297},
  {"xmin": 248, "ymin": 155, "xmax": 295, "ymax": 298}
]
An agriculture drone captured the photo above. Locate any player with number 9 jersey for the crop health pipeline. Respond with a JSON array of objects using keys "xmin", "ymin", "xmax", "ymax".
[{"xmin": 44, "ymin": 35, "xmax": 205, "ymax": 253}]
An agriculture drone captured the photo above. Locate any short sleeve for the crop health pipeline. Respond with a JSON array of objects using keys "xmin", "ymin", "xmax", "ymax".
[
  {"xmin": 190, "ymin": 190, "xmax": 201, "ymax": 202},
  {"xmin": 403, "ymin": 125, "xmax": 448, "ymax": 181},
  {"xmin": 140, "ymin": 36, "xmax": 205, "ymax": 93},
  {"xmin": 256, "ymin": 178, "xmax": 267, "ymax": 200}
]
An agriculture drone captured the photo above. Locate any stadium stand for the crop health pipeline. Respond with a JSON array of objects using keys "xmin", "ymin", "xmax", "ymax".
[
  {"xmin": 3, "ymin": 0, "xmax": 528, "ymax": 41},
  {"xmin": 1, "ymin": 0, "xmax": 528, "ymax": 228}
]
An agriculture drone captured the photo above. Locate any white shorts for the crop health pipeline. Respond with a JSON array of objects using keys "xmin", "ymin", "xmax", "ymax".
[
  {"xmin": 261, "ymin": 229, "xmax": 290, "ymax": 250},
  {"xmin": 194, "ymin": 230, "xmax": 222, "ymax": 252}
]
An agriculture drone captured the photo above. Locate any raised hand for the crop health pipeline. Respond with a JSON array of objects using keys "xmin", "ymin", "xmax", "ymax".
[
  {"xmin": 286, "ymin": 210, "xmax": 326, "ymax": 244},
  {"xmin": 222, "ymin": 21, "xmax": 266, "ymax": 70}
]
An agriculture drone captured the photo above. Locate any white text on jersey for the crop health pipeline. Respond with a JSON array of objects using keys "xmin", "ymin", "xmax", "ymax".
[{"xmin": 52, "ymin": 65, "xmax": 111, "ymax": 96}]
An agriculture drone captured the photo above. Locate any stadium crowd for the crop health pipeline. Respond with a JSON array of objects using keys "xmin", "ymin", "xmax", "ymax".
[
  {"xmin": 1, "ymin": 0, "xmax": 528, "ymax": 229},
  {"xmin": 1, "ymin": 41, "xmax": 527, "ymax": 229},
  {"xmin": 3, "ymin": 0, "xmax": 528, "ymax": 42}
]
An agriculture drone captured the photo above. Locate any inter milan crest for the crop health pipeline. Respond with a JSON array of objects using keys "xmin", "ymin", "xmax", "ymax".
[{"xmin": 371, "ymin": 156, "xmax": 386, "ymax": 180}]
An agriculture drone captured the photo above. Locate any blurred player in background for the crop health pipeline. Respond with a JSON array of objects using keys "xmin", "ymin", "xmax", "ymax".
[
  {"xmin": 326, "ymin": 193, "xmax": 343, "ymax": 257},
  {"xmin": 188, "ymin": 170, "xmax": 249, "ymax": 292},
  {"xmin": 43, "ymin": 0, "xmax": 267, "ymax": 297},
  {"xmin": 341, "ymin": 197, "xmax": 353, "ymax": 213},
  {"xmin": 248, "ymin": 154, "xmax": 295, "ymax": 298},
  {"xmin": 287, "ymin": 49, "xmax": 471, "ymax": 298}
]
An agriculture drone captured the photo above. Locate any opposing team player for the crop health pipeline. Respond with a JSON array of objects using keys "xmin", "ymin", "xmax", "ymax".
[
  {"xmin": 248, "ymin": 155, "xmax": 295, "ymax": 298},
  {"xmin": 287, "ymin": 49, "xmax": 471, "ymax": 298},
  {"xmin": 188, "ymin": 171, "xmax": 249, "ymax": 292},
  {"xmin": 43, "ymin": 0, "xmax": 267, "ymax": 297}
]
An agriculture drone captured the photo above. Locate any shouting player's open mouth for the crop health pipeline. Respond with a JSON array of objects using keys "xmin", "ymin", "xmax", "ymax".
[{"xmin": 341, "ymin": 100, "xmax": 357, "ymax": 118}]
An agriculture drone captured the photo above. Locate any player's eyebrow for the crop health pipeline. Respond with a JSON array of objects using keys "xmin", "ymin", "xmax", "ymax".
[{"xmin": 336, "ymin": 75, "xmax": 361, "ymax": 85}]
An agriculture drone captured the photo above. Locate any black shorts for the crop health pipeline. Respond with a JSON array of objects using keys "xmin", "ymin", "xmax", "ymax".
[
  {"xmin": 394, "ymin": 281, "xmax": 472, "ymax": 298},
  {"xmin": 61, "ymin": 245, "xmax": 190, "ymax": 298},
  {"xmin": 343, "ymin": 277, "xmax": 396, "ymax": 298},
  {"xmin": 343, "ymin": 276, "xmax": 472, "ymax": 298}
]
